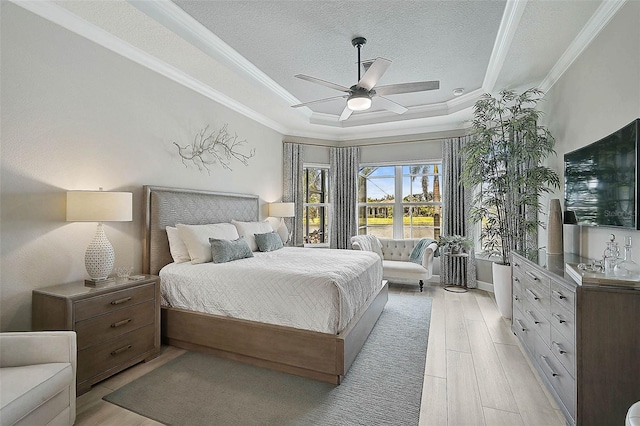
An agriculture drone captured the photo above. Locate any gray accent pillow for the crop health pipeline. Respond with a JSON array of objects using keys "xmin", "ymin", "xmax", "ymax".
[
  {"xmin": 254, "ymin": 231, "xmax": 284, "ymax": 252},
  {"xmin": 209, "ymin": 237, "xmax": 254, "ymax": 263}
]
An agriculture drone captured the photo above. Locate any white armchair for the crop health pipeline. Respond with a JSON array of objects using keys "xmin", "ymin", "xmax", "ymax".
[
  {"xmin": 352, "ymin": 235, "xmax": 438, "ymax": 291},
  {"xmin": 0, "ymin": 332, "xmax": 77, "ymax": 426}
]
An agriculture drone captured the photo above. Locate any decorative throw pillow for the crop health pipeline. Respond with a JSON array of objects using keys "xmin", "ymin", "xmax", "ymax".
[
  {"xmin": 209, "ymin": 237, "xmax": 254, "ymax": 263},
  {"xmin": 177, "ymin": 223, "xmax": 240, "ymax": 264},
  {"xmin": 254, "ymin": 231, "xmax": 284, "ymax": 252},
  {"xmin": 166, "ymin": 226, "xmax": 191, "ymax": 263},
  {"xmin": 231, "ymin": 220, "xmax": 274, "ymax": 251}
]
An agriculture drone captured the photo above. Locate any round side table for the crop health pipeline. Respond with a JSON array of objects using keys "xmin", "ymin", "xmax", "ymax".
[{"xmin": 443, "ymin": 252, "xmax": 469, "ymax": 293}]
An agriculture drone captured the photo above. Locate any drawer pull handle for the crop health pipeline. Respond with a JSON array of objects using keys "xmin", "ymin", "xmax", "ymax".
[
  {"xmin": 111, "ymin": 318, "xmax": 131, "ymax": 328},
  {"xmin": 540, "ymin": 355, "xmax": 559, "ymax": 377},
  {"xmin": 552, "ymin": 341, "xmax": 567, "ymax": 355},
  {"xmin": 515, "ymin": 319, "xmax": 527, "ymax": 332},
  {"xmin": 526, "ymin": 289, "xmax": 540, "ymax": 301},
  {"xmin": 526, "ymin": 272, "xmax": 539, "ymax": 281},
  {"xmin": 514, "ymin": 277, "xmax": 520, "ymax": 282},
  {"xmin": 552, "ymin": 313, "xmax": 566, "ymax": 324},
  {"xmin": 526, "ymin": 310, "xmax": 540, "ymax": 324},
  {"xmin": 552, "ymin": 290, "xmax": 566, "ymax": 300},
  {"xmin": 110, "ymin": 345, "xmax": 132, "ymax": 356},
  {"xmin": 514, "ymin": 295, "xmax": 520, "ymax": 301},
  {"xmin": 514, "ymin": 262, "xmax": 519, "ymax": 267},
  {"xmin": 111, "ymin": 297, "xmax": 132, "ymax": 305}
]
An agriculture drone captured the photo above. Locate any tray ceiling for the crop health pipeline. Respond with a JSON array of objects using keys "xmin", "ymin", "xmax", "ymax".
[{"xmin": 37, "ymin": 0, "xmax": 616, "ymax": 140}]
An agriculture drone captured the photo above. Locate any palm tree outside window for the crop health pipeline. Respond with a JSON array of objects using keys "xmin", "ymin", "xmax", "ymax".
[{"xmin": 358, "ymin": 163, "xmax": 442, "ymax": 239}]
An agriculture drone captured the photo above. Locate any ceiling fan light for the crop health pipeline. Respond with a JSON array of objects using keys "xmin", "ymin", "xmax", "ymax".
[{"xmin": 347, "ymin": 93, "xmax": 372, "ymax": 111}]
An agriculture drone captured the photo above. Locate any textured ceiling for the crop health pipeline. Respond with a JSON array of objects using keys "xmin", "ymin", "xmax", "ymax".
[
  {"xmin": 174, "ymin": 1, "xmax": 505, "ymax": 115},
  {"xmin": 50, "ymin": 0, "xmax": 609, "ymax": 140}
]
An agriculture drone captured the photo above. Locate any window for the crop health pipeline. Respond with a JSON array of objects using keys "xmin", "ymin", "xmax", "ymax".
[
  {"xmin": 358, "ymin": 164, "xmax": 442, "ymax": 240},
  {"xmin": 303, "ymin": 166, "xmax": 329, "ymax": 245}
]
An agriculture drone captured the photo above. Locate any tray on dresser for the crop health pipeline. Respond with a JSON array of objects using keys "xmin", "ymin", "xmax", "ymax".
[{"xmin": 565, "ymin": 263, "xmax": 640, "ymax": 288}]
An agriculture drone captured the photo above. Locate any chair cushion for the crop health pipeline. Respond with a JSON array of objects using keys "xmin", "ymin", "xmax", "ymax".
[
  {"xmin": 0, "ymin": 363, "xmax": 72, "ymax": 425},
  {"xmin": 383, "ymin": 259, "xmax": 428, "ymax": 282}
]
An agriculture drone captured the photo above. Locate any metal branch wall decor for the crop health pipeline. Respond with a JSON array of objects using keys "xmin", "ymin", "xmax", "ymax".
[{"xmin": 174, "ymin": 124, "xmax": 256, "ymax": 173}]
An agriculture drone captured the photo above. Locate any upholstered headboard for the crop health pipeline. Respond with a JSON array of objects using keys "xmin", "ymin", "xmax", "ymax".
[{"xmin": 142, "ymin": 185, "xmax": 259, "ymax": 275}]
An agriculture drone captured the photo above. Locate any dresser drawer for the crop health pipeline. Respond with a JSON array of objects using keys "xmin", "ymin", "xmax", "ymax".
[
  {"xmin": 550, "ymin": 279, "xmax": 574, "ymax": 314},
  {"xmin": 513, "ymin": 306, "xmax": 536, "ymax": 356},
  {"xmin": 77, "ymin": 324, "xmax": 156, "ymax": 383},
  {"xmin": 551, "ymin": 327, "xmax": 575, "ymax": 378},
  {"xmin": 75, "ymin": 300, "xmax": 155, "ymax": 350},
  {"xmin": 522, "ymin": 278, "xmax": 550, "ymax": 317},
  {"xmin": 550, "ymin": 298, "xmax": 575, "ymax": 345},
  {"xmin": 524, "ymin": 299, "xmax": 551, "ymax": 347},
  {"xmin": 536, "ymin": 334, "xmax": 576, "ymax": 418},
  {"xmin": 75, "ymin": 284, "xmax": 155, "ymax": 321}
]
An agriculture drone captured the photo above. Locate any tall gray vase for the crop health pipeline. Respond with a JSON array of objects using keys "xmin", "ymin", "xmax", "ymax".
[{"xmin": 547, "ymin": 199, "xmax": 563, "ymax": 254}]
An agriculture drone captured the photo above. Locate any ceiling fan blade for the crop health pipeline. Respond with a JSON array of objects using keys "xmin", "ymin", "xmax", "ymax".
[
  {"xmin": 294, "ymin": 74, "xmax": 351, "ymax": 93},
  {"xmin": 291, "ymin": 95, "xmax": 347, "ymax": 108},
  {"xmin": 374, "ymin": 80, "xmax": 440, "ymax": 96},
  {"xmin": 375, "ymin": 96, "xmax": 408, "ymax": 115},
  {"xmin": 339, "ymin": 106, "xmax": 353, "ymax": 121},
  {"xmin": 357, "ymin": 57, "xmax": 392, "ymax": 91}
]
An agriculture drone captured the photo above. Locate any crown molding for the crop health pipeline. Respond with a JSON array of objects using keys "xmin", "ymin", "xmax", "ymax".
[
  {"xmin": 482, "ymin": 0, "xmax": 528, "ymax": 93},
  {"xmin": 308, "ymin": 89, "xmax": 481, "ymax": 128},
  {"xmin": 129, "ymin": 0, "xmax": 311, "ymax": 118},
  {"xmin": 12, "ymin": 0, "xmax": 290, "ymax": 135},
  {"xmin": 539, "ymin": 0, "xmax": 628, "ymax": 93}
]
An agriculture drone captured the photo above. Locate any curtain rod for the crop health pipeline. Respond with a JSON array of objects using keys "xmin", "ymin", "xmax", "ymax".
[{"xmin": 283, "ymin": 132, "xmax": 470, "ymax": 148}]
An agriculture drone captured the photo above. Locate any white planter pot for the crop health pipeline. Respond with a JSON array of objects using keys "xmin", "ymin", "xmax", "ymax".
[{"xmin": 492, "ymin": 262, "xmax": 513, "ymax": 319}]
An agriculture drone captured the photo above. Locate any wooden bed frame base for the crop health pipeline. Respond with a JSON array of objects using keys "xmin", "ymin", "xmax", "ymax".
[
  {"xmin": 143, "ymin": 185, "xmax": 388, "ymax": 384},
  {"xmin": 162, "ymin": 282, "xmax": 388, "ymax": 384}
]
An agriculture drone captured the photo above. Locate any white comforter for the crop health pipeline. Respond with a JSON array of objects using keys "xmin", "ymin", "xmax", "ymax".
[{"xmin": 159, "ymin": 247, "xmax": 383, "ymax": 334}]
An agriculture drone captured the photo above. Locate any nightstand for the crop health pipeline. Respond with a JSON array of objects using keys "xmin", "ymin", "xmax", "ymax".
[{"xmin": 32, "ymin": 275, "xmax": 161, "ymax": 395}]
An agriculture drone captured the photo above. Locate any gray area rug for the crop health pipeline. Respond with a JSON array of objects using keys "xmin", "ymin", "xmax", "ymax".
[{"xmin": 104, "ymin": 293, "xmax": 432, "ymax": 425}]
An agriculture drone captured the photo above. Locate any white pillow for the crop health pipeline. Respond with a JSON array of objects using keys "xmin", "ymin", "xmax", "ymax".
[
  {"xmin": 176, "ymin": 223, "xmax": 240, "ymax": 264},
  {"xmin": 166, "ymin": 226, "xmax": 191, "ymax": 263},
  {"xmin": 231, "ymin": 220, "xmax": 274, "ymax": 251}
]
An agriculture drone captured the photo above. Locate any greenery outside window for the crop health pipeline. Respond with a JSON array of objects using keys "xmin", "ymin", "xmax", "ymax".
[
  {"xmin": 303, "ymin": 165, "xmax": 329, "ymax": 245},
  {"xmin": 358, "ymin": 163, "xmax": 442, "ymax": 239}
]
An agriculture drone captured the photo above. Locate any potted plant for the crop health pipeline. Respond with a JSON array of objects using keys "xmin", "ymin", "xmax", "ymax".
[
  {"xmin": 438, "ymin": 235, "xmax": 473, "ymax": 254},
  {"xmin": 462, "ymin": 88, "xmax": 560, "ymax": 318}
]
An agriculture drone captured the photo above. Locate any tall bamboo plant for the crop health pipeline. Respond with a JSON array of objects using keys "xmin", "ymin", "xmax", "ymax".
[{"xmin": 462, "ymin": 89, "xmax": 560, "ymax": 265}]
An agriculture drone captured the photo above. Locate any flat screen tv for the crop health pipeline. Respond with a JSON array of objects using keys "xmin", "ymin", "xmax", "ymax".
[{"xmin": 564, "ymin": 119, "xmax": 640, "ymax": 229}]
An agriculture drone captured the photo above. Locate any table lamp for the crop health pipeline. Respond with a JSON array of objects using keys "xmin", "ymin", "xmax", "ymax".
[
  {"xmin": 268, "ymin": 202, "xmax": 295, "ymax": 244},
  {"xmin": 67, "ymin": 189, "xmax": 132, "ymax": 284}
]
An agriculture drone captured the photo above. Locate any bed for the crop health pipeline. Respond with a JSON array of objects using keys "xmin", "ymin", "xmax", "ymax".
[{"xmin": 142, "ymin": 185, "xmax": 388, "ymax": 384}]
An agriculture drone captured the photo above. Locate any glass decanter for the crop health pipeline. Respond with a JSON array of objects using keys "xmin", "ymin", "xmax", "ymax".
[{"xmin": 613, "ymin": 236, "xmax": 640, "ymax": 279}]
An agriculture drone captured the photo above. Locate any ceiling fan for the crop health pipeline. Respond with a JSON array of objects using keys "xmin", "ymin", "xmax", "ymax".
[{"xmin": 292, "ymin": 37, "xmax": 440, "ymax": 121}]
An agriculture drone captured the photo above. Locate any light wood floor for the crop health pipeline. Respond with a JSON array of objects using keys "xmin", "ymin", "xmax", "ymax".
[{"xmin": 75, "ymin": 283, "xmax": 566, "ymax": 425}]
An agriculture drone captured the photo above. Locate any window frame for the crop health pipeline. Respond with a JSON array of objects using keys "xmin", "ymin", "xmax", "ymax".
[
  {"xmin": 358, "ymin": 162, "xmax": 443, "ymax": 239},
  {"xmin": 302, "ymin": 163, "xmax": 330, "ymax": 247}
]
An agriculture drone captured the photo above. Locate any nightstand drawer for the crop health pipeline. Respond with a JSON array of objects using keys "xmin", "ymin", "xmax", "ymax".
[
  {"xmin": 75, "ymin": 283, "xmax": 155, "ymax": 321},
  {"xmin": 77, "ymin": 324, "xmax": 155, "ymax": 383},
  {"xmin": 76, "ymin": 300, "xmax": 155, "ymax": 350}
]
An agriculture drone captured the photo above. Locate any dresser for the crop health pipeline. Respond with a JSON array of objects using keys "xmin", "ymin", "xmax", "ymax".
[
  {"xmin": 511, "ymin": 251, "xmax": 640, "ymax": 426},
  {"xmin": 32, "ymin": 276, "xmax": 161, "ymax": 395}
]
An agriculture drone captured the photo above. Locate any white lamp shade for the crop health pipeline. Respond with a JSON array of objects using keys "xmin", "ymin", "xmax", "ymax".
[
  {"xmin": 268, "ymin": 202, "xmax": 295, "ymax": 218},
  {"xmin": 67, "ymin": 191, "xmax": 132, "ymax": 222}
]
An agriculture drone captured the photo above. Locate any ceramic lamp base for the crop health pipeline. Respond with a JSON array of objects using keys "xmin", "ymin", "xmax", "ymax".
[{"xmin": 85, "ymin": 223, "xmax": 115, "ymax": 281}]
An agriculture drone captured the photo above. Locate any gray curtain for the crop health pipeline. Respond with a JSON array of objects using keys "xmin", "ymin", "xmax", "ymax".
[
  {"xmin": 440, "ymin": 136, "xmax": 477, "ymax": 288},
  {"xmin": 283, "ymin": 142, "xmax": 304, "ymax": 247},
  {"xmin": 329, "ymin": 146, "xmax": 360, "ymax": 249}
]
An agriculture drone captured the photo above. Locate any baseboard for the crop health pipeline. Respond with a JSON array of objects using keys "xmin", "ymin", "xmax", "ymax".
[{"xmin": 476, "ymin": 280, "xmax": 494, "ymax": 293}]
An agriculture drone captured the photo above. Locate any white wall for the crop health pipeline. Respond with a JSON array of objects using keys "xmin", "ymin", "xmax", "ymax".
[
  {"xmin": 0, "ymin": 4, "xmax": 283, "ymax": 331},
  {"xmin": 539, "ymin": 0, "xmax": 640, "ymax": 262}
]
